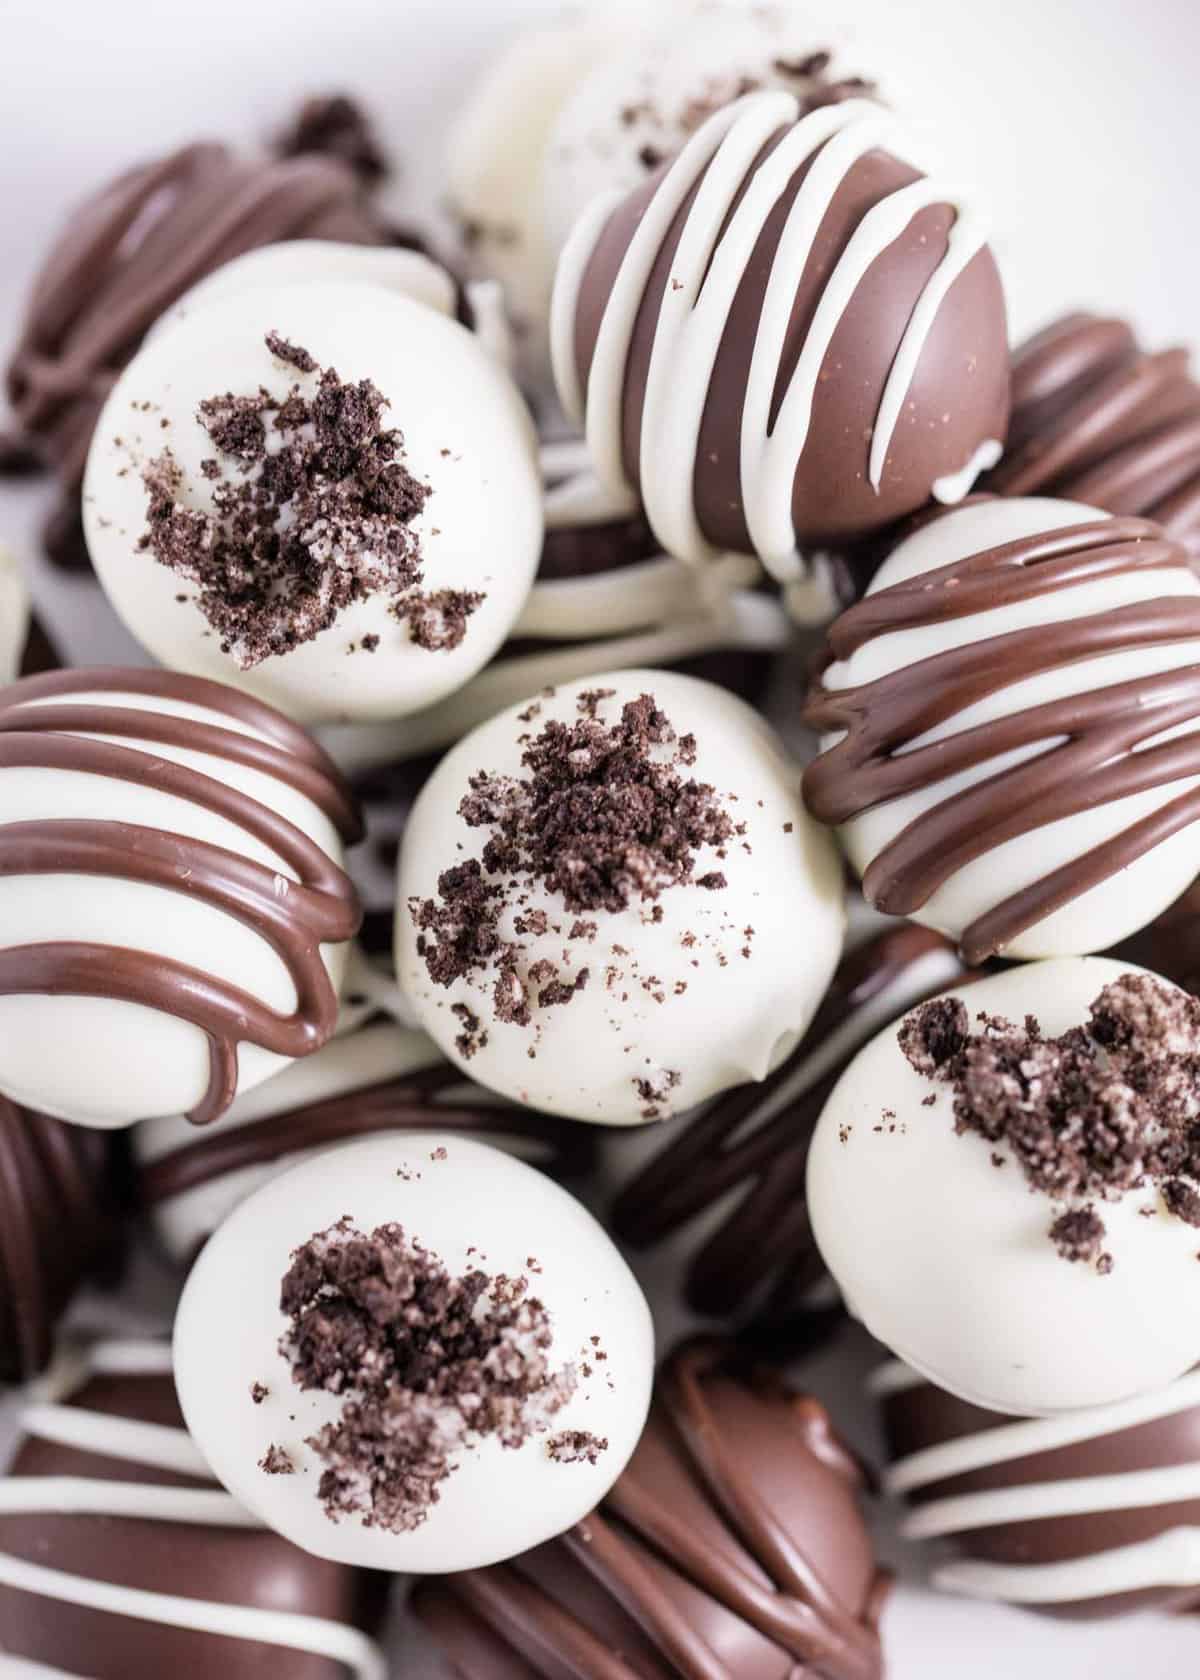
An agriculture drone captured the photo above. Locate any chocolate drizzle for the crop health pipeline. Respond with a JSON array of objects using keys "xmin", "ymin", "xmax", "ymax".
[
  {"xmin": 613, "ymin": 925, "xmax": 964, "ymax": 1350},
  {"xmin": 0, "ymin": 1097, "xmax": 122, "ymax": 1381},
  {"xmin": 0, "ymin": 669, "xmax": 362, "ymax": 1124},
  {"xmin": 804, "ymin": 516, "xmax": 1200, "ymax": 962},
  {"xmin": 138, "ymin": 1061, "xmax": 595, "ymax": 1211},
  {"xmin": 988, "ymin": 314, "xmax": 1200, "ymax": 560},
  {"xmin": 413, "ymin": 1338, "xmax": 887, "ymax": 1680}
]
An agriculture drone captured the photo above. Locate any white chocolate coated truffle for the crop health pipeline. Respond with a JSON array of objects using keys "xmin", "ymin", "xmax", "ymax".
[
  {"xmin": 0, "ymin": 669, "xmax": 356, "ymax": 1128},
  {"xmin": 395, "ymin": 669, "xmax": 845, "ymax": 1125},
  {"xmin": 811, "ymin": 498, "xmax": 1200, "ymax": 960},
  {"xmin": 84, "ymin": 281, "xmax": 542, "ymax": 724},
  {"xmin": 0, "ymin": 544, "xmax": 30, "ymax": 683},
  {"xmin": 174, "ymin": 1133, "xmax": 654, "ymax": 1572},
  {"xmin": 809, "ymin": 958, "xmax": 1200, "ymax": 1416}
]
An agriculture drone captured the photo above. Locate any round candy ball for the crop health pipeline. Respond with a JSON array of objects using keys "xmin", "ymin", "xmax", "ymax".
[
  {"xmin": 0, "ymin": 667, "xmax": 360, "ymax": 1128},
  {"xmin": 84, "ymin": 279, "xmax": 542, "ymax": 724},
  {"xmin": 552, "ymin": 89, "xmax": 1009, "ymax": 576},
  {"xmin": 808, "ymin": 957, "xmax": 1200, "ymax": 1416},
  {"xmin": 804, "ymin": 497, "xmax": 1200, "ymax": 962},
  {"xmin": 395, "ymin": 669, "xmax": 845, "ymax": 1125},
  {"xmin": 174, "ymin": 1133, "xmax": 654, "ymax": 1573}
]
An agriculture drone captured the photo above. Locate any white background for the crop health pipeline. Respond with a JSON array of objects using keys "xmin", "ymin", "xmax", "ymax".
[{"xmin": 3, "ymin": 0, "xmax": 1200, "ymax": 1674}]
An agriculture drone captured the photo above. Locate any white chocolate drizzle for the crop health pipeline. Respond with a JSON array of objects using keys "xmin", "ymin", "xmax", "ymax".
[
  {"xmin": 879, "ymin": 1359, "xmax": 1200, "ymax": 1605},
  {"xmin": 0, "ymin": 1339, "xmax": 386, "ymax": 1679},
  {"xmin": 551, "ymin": 91, "xmax": 990, "ymax": 580}
]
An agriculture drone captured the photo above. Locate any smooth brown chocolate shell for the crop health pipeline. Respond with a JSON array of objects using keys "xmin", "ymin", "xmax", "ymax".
[
  {"xmin": 0, "ymin": 1363, "xmax": 387, "ymax": 1675},
  {"xmin": 413, "ymin": 1338, "xmax": 888, "ymax": 1679}
]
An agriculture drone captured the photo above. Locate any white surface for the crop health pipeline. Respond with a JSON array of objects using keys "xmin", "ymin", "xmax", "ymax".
[
  {"xmin": 810, "ymin": 958, "xmax": 1200, "ymax": 1414},
  {"xmin": 396, "ymin": 669, "xmax": 845, "ymax": 1123},
  {"xmin": 174, "ymin": 1132, "xmax": 655, "ymax": 1572},
  {"xmin": 85, "ymin": 277, "xmax": 543, "ymax": 724},
  {"xmin": 3, "ymin": 0, "xmax": 1200, "ymax": 1671},
  {"xmin": 824, "ymin": 496, "xmax": 1200, "ymax": 957}
]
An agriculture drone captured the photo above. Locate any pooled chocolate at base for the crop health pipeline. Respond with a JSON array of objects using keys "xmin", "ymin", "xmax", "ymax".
[{"xmin": 414, "ymin": 1338, "xmax": 887, "ymax": 1679}]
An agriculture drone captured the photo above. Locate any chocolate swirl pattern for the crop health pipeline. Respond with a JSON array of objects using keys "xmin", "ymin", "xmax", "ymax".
[
  {"xmin": 988, "ymin": 314, "xmax": 1200, "ymax": 560},
  {"xmin": 0, "ymin": 1339, "xmax": 386, "ymax": 1677},
  {"xmin": 0, "ymin": 1098, "xmax": 122, "ymax": 1382},
  {"xmin": 0, "ymin": 668, "xmax": 361, "ymax": 1127},
  {"xmin": 877, "ymin": 1360, "xmax": 1200, "ymax": 1619},
  {"xmin": 5, "ymin": 142, "xmax": 384, "ymax": 502},
  {"xmin": 413, "ymin": 1338, "xmax": 887, "ymax": 1680},
  {"xmin": 135, "ymin": 1016, "xmax": 596, "ymax": 1263},
  {"xmin": 804, "ymin": 500, "xmax": 1200, "ymax": 962},
  {"xmin": 612, "ymin": 925, "xmax": 964, "ymax": 1350},
  {"xmin": 552, "ymin": 89, "xmax": 1008, "ymax": 573}
]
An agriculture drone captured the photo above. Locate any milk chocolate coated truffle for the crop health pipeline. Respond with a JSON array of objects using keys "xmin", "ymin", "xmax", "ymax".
[
  {"xmin": 612, "ymin": 924, "xmax": 964, "ymax": 1348},
  {"xmin": 413, "ymin": 1337, "xmax": 888, "ymax": 1678},
  {"xmin": 809, "ymin": 958, "xmax": 1200, "ymax": 1415},
  {"xmin": 174, "ymin": 1134, "xmax": 653, "ymax": 1572},
  {"xmin": 396, "ymin": 670, "xmax": 844, "ymax": 1126},
  {"xmin": 804, "ymin": 497, "xmax": 1200, "ymax": 961},
  {"xmin": 0, "ymin": 1099, "xmax": 122, "ymax": 1381},
  {"xmin": 552, "ymin": 89, "xmax": 1009, "ymax": 579},
  {"xmin": 135, "ymin": 1012, "xmax": 595, "ymax": 1265},
  {"xmin": 988, "ymin": 313, "xmax": 1200, "ymax": 560},
  {"xmin": 0, "ymin": 667, "xmax": 361, "ymax": 1128},
  {"xmin": 878, "ymin": 1360, "xmax": 1200, "ymax": 1618},
  {"xmin": 2, "ymin": 115, "xmax": 393, "ymax": 568},
  {"xmin": 0, "ymin": 1339, "xmax": 387, "ymax": 1677}
]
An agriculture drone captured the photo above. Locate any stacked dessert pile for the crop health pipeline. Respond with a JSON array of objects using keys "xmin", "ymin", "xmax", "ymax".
[{"xmin": 2, "ymin": 4, "xmax": 1200, "ymax": 1672}]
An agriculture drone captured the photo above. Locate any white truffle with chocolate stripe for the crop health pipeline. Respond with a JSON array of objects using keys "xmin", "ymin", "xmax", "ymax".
[
  {"xmin": 174, "ymin": 1133, "xmax": 653, "ymax": 1573},
  {"xmin": 394, "ymin": 669, "xmax": 844, "ymax": 1125}
]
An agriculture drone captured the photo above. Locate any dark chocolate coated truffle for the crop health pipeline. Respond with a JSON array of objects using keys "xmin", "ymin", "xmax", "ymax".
[
  {"xmin": 413, "ymin": 1337, "xmax": 888, "ymax": 1678},
  {"xmin": 611, "ymin": 924, "xmax": 965, "ymax": 1353},
  {"xmin": 0, "ymin": 1340, "xmax": 387, "ymax": 1676},
  {"xmin": 0, "ymin": 1097, "xmax": 122, "ymax": 1381},
  {"xmin": 552, "ymin": 89, "xmax": 1009, "ymax": 571},
  {"xmin": 987, "ymin": 312, "xmax": 1200, "ymax": 561},
  {"xmin": 879, "ymin": 1360, "xmax": 1200, "ymax": 1619}
]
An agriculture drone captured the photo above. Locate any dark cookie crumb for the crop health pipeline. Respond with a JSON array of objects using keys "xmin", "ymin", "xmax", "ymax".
[
  {"xmin": 901, "ymin": 974, "xmax": 1200, "ymax": 1263},
  {"xmin": 277, "ymin": 1218, "xmax": 577, "ymax": 1533},
  {"xmin": 546, "ymin": 1429, "xmax": 608, "ymax": 1466},
  {"xmin": 250, "ymin": 1382, "xmax": 269, "ymax": 1405},
  {"xmin": 259, "ymin": 1444, "xmax": 295, "ymax": 1474}
]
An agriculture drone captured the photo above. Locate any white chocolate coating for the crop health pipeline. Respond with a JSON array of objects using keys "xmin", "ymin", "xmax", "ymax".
[
  {"xmin": 0, "ymin": 678, "xmax": 349, "ymax": 1127},
  {"xmin": 0, "ymin": 1339, "xmax": 386, "ymax": 1680},
  {"xmin": 395, "ymin": 669, "xmax": 845, "ymax": 1125},
  {"xmin": 551, "ymin": 90, "xmax": 994, "ymax": 582},
  {"xmin": 84, "ymin": 280, "xmax": 543, "ymax": 724},
  {"xmin": 809, "ymin": 959, "xmax": 1200, "ymax": 1416},
  {"xmin": 0, "ymin": 542, "xmax": 31, "ymax": 683},
  {"xmin": 876, "ymin": 1360, "xmax": 1200, "ymax": 1608},
  {"xmin": 174, "ymin": 1133, "xmax": 654, "ymax": 1573},
  {"xmin": 823, "ymin": 497, "xmax": 1200, "ymax": 957}
]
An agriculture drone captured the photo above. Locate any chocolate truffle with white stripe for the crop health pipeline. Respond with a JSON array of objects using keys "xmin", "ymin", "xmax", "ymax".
[
  {"xmin": 0, "ymin": 1339, "xmax": 387, "ymax": 1677},
  {"xmin": 0, "ymin": 667, "xmax": 362, "ymax": 1128},
  {"xmin": 988, "ymin": 313, "xmax": 1200, "ymax": 561},
  {"xmin": 877, "ymin": 1359, "xmax": 1200, "ymax": 1619},
  {"xmin": 551, "ymin": 89, "xmax": 1009, "ymax": 589},
  {"xmin": 611, "ymin": 923, "xmax": 965, "ymax": 1349},
  {"xmin": 412, "ymin": 1337, "xmax": 888, "ymax": 1679},
  {"xmin": 804, "ymin": 497, "xmax": 1200, "ymax": 961}
]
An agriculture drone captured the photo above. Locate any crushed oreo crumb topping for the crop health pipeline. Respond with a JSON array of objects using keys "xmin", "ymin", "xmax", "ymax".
[
  {"xmin": 259, "ymin": 1444, "xmax": 295, "ymax": 1474},
  {"xmin": 276, "ymin": 1217, "xmax": 578, "ymax": 1533},
  {"xmin": 138, "ymin": 334, "xmax": 483, "ymax": 666},
  {"xmin": 409, "ymin": 692, "xmax": 734, "ymax": 1044},
  {"xmin": 900, "ymin": 974, "xmax": 1200, "ymax": 1267},
  {"xmin": 546, "ymin": 1429, "xmax": 609, "ymax": 1465}
]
